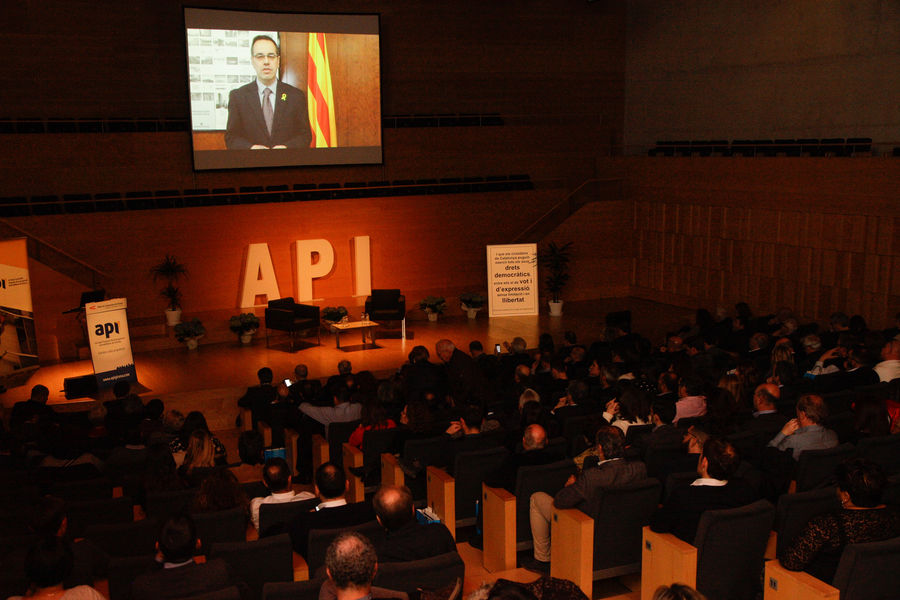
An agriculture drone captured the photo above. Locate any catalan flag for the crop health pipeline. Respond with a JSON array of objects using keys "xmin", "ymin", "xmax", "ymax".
[{"xmin": 307, "ymin": 32, "xmax": 337, "ymax": 148}]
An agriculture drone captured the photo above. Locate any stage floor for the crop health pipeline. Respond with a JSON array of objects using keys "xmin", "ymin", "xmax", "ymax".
[{"xmin": 2, "ymin": 297, "xmax": 694, "ymax": 410}]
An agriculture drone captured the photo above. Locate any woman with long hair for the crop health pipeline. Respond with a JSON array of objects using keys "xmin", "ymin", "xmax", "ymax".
[{"xmin": 178, "ymin": 429, "xmax": 217, "ymax": 487}]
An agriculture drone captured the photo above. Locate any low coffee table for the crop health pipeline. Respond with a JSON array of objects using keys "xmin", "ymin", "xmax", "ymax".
[{"xmin": 328, "ymin": 320, "xmax": 380, "ymax": 351}]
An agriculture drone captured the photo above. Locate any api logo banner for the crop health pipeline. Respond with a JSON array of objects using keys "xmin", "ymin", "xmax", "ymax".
[{"xmin": 85, "ymin": 298, "xmax": 137, "ymax": 387}]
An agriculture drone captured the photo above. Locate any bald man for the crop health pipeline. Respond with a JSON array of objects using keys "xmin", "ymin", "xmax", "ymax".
[
  {"xmin": 738, "ymin": 383, "xmax": 790, "ymax": 455},
  {"xmin": 372, "ymin": 485, "xmax": 456, "ymax": 562},
  {"xmin": 483, "ymin": 424, "xmax": 558, "ymax": 493},
  {"xmin": 874, "ymin": 340, "xmax": 900, "ymax": 383}
]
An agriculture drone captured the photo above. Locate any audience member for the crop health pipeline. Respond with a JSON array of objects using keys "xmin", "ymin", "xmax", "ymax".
[
  {"xmin": 674, "ymin": 377, "xmax": 707, "ymax": 424},
  {"xmin": 230, "ymin": 430, "xmax": 265, "ymax": 482},
  {"xmin": 10, "ymin": 384, "xmax": 55, "ymax": 430},
  {"xmin": 299, "ymin": 385, "xmax": 362, "ymax": 429},
  {"xmin": 372, "ymin": 484, "xmax": 455, "ymax": 562},
  {"xmin": 348, "ymin": 396, "xmax": 397, "ymax": 448},
  {"xmin": 178, "ymin": 429, "xmax": 217, "ymax": 487},
  {"xmin": 649, "ymin": 437, "xmax": 758, "ymax": 543},
  {"xmin": 289, "ymin": 462, "xmax": 375, "ymax": 557},
  {"xmin": 526, "ymin": 426, "xmax": 646, "ymax": 572},
  {"xmin": 132, "ymin": 514, "xmax": 237, "ymax": 600},
  {"xmin": 780, "ymin": 458, "xmax": 900, "ymax": 582},
  {"xmin": 238, "ymin": 366, "xmax": 277, "ymax": 429},
  {"xmin": 767, "ymin": 394, "xmax": 838, "ymax": 459},
  {"xmin": 320, "ymin": 531, "xmax": 407, "ymax": 600},
  {"xmin": 192, "ymin": 467, "xmax": 248, "ymax": 513},
  {"xmin": 873, "ymin": 339, "xmax": 900, "ymax": 382},
  {"xmin": 249, "ymin": 457, "xmax": 314, "ymax": 530},
  {"xmin": 169, "ymin": 411, "xmax": 226, "ymax": 464},
  {"xmin": 8, "ymin": 538, "xmax": 105, "ymax": 600}
]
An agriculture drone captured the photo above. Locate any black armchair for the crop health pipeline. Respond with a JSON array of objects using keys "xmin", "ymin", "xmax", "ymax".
[
  {"xmin": 364, "ymin": 289, "xmax": 406, "ymax": 339},
  {"xmin": 265, "ymin": 298, "xmax": 320, "ymax": 351}
]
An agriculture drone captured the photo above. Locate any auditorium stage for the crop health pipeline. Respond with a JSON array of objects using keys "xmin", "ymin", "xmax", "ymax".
[{"xmin": 1, "ymin": 297, "xmax": 693, "ymax": 429}]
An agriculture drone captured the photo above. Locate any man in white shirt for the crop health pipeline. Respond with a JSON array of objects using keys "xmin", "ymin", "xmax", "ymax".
[
  {"xmin": 874, "ymin": 340, "xmax": 900, "ymax": 383},
  {"xmin": 249, "ymin": 457, "xmax": 314, "ymax": 531}
]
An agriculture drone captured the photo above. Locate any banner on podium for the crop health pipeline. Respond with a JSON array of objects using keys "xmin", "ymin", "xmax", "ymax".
[
  {"xmin": 486, "ymin": 244, "xmax": 538, "ymax": 317},
  {"xmin": 85, "ymin": 298, "xmax": 137, "ymax": 387}
]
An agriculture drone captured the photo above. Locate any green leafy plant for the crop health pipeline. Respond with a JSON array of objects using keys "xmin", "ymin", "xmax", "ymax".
[
  {"xmin": 174, "ymin": 318, "xmax": 205, "ymax": 342},
  {"xmin": 228, "ymin": 313, "xmax": 260, "ymax": 334},
  {"xmin": 159, "ymin": 285, "xmax": 183, "ymax": 311},
  {"xmin": 321, "ymin": 306, "xmax": 349, "ymax": 322},
  {"xmin": 151, "ymin": 255, "xmax": 187, "ymax": 310},
  {"xmin": 419, "ymin": 296, "xmax": 447, "ymax": 314},
  {"xmin": 459, "ymin": 292, "xmax": 486, "ymax": 309},
  {"xmin": 539, "ymin": 241, "xmax": 573, "ymax": 303}
]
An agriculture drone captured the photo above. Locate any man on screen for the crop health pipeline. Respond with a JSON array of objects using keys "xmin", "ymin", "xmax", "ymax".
[{"xmin": 225, "ymin": 35, "xmax": 311, "ymax": 149}]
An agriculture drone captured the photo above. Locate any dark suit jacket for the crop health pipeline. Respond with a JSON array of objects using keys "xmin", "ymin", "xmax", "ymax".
[
  {"xmin": 740, "ymin": 411, "xmax": 790, "ymax": 442},
  {"xmin": 376, "ymin": 521, "xmax": 456, "ymax": 563},
  {"xmin": 443, "ymin": 349, "xmax": 487, "ymax": 403},
  {"xmin": 238, "ymin": 384, "xmax": 277, "ymax": 428},
  {"xmin": 132, "ymin": 559, "xmax": 233, "ymax": 600},
  {"xmin": 225, "ymin": 80, "xmax": 311, "ymax": 149},
  {"xmin": 649, "ymin": 478, "xmax": 759, "ymax": 543},
  {"xmin": 554, "ymin": 458, "xmax": 648, "ymax": 513},
  {"xmin": 288, "ymin": 500, "xmax": 376, "ymax": 556}
]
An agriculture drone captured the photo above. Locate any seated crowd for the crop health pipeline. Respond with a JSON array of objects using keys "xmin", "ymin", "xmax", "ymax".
[{"xmin": 1, "ymin": 302, "xmax": 898, "ymax": 599}]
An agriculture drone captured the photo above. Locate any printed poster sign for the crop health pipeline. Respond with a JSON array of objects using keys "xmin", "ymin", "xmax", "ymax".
[
  {"xmin": 487, "ymin": 244, "xmax": 538, "ymax": 317},
  {"xmin": 0, "ymin": 238, "xmax": 39, "ymax": 377},
  {"xmin": 85, "ymin": 298, "xmax": 137, "ymax": 387}
]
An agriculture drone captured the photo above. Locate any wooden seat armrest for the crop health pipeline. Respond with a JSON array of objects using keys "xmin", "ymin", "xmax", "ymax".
[
  {"xmin": 765, "ymin": 530, "xmax": 777, "ymax": 561},
  {"xmin": 640, "ymin": 527, "xmax": 698, "ymax": 600},
  {"xmin": 381, "ymin": 453, "xmax": 404, "ymax": 487},
  {"xmin": 257, "ymin": 421, "xmax": 273, "ymax": 447},
  {"xmin": 292, "ymin": 551, "xmax": 309, "ymax": 582},
  {"xmin": 763, "ymin": 560, "xmax": 839, "ymax": 600},
  {"xmin": 482, "ymin": 484, "xmax": 516, "ymax": 572},
  {"xmin": 285, "ymin": 428, "xmax": 300, "ymax": 476},
  {"xmin": 551, "ymin": 507, "xmax": 593, "ymax": 597},
  {"xmin": 343, "ymin": 443, "xmax": 364, "ymax": 503},
  {"xmin": 311, "ymin": 434, "xmax": 328, "ymax": 472},
  {"xmin": 240, "ymin": 407, "xmax": 253, "ymax": 432},
  {"xmin": 426, "ymin": 466, "xmax": 456, "ymax": 540}
]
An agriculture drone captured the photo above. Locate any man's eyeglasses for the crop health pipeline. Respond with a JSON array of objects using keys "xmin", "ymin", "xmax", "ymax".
[{"xmin": 253, "ymin": 53, "xmax": 279, "ymax": 60}]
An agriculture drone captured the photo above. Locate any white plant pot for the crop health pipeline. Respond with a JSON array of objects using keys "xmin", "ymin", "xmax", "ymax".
[
  {"xmin": 427, "ymin": 312, "xmax": 439, "ymax": 322},
  {"xmin": 548, "ymin": 300, "xmax": 564, "ymax": 316},
  {"xmin": 185, "ymin": 338, "xmax": 199, "ymax": 350},
  {"xmin": 165, "ymin": 308, "xmax": 182, "ymax": 326},
  {"xmin": 465, "ymin": 307, "xmax": 480, "ymax": 320},
  {"xmin": 240, "ymin": 332, "xmax": 254, "ymax": 344}
]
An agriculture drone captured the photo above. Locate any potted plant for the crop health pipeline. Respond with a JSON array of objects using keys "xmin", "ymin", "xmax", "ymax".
[
  {"xmin": 229, "ymin": 312, "xmax": 260, "ymax": 344},
  {"xmin": 539, "ymin": 241, "xmax": 573, "ymax": 316},
  {"xmin": 321, "ymin": 306, "xmax": 349, "ymax": 324},
  {"xmin": 151, "ymin": 254, "xmax": 188, "ymax": 326},
  {"xmin": 419, "ymin": 296, "xmax": 446, "ymax": 322},
  {"xmin": 459, "ymin": 292, "xmax": 486, "ymax": 320},
  {"xmin": 174, "ymin": 318, "xmax": 205, "ymax": 350}
]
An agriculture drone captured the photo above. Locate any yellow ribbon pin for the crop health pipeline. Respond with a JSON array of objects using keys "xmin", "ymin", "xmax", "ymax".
[{"xmin": 280, "ymin": 93, "xmax": 287, "ymax": 101}]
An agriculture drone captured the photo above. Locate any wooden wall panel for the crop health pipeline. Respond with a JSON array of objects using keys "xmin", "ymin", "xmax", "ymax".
[{"xmin": 624, "ymin": 157, "xmax": 900, "ymax": 326}]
